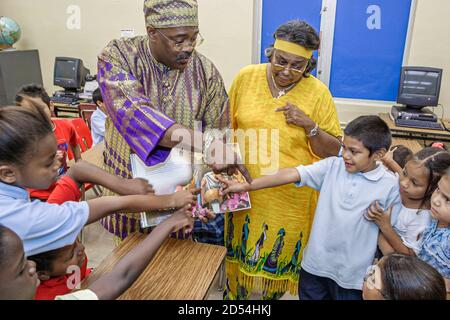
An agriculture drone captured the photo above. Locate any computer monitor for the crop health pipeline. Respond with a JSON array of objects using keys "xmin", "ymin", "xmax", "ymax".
[
  {"xmin": 53, "ymin": 57, "xmax": 90, "ymax": 91},
  {"xmin": 0, "ymin": 49, "xmax": 43, "ymax": 106},
  {"xmin": 397, "ymin": 66, "xmax": 443, "ymax": 110}
]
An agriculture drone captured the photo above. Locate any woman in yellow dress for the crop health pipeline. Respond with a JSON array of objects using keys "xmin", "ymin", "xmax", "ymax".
[{"xmin": 224, "ymin": 20, "xmax": 343, "ymax": 299}]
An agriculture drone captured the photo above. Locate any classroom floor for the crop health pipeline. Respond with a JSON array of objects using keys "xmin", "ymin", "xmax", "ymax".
[{"xmin": 82, "ymin": 189, "xmax": 297, "ymax": 300}]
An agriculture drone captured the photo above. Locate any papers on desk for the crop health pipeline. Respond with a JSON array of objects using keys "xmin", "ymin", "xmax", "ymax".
[
  {"xmin": 130, "ymin": 148, "xmax": 193, "ymax": 228},
  {"xmin": 78, "ymin": 81, "xmax": 99, "ymax": 100}
]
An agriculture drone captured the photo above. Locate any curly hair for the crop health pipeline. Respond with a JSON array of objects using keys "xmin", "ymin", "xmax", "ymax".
[{"xmin": 265, "ymin": 20, "xmax": 320, "ymax": 78}]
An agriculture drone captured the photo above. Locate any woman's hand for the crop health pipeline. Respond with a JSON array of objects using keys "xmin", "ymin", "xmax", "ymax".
[
  {"xmin": 365, "ymin": 201, "xmax": 393, "ymax": 230},
  {"xmin": 276, "ymin": 103, "xmax": 315, "ymax": 132}
]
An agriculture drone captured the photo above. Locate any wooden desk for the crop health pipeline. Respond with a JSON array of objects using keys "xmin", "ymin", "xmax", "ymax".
[
  {"xmin": 379, "ymin": 113, "xmax": 450, "ymax": 142},
  {"xmin": 53, "ymin": 102, "xmax": 80, "ymax": 117},
  {"xmin": 81, "ymin": 234, "xmax": 226, "ymax": 300},
  {"xmin": 68, "ymin": 141, "xmax": 105, "ymax": 167},
  {"xmin": 391, "ymin": 138, "xmax": 422, "ymax": 154}
]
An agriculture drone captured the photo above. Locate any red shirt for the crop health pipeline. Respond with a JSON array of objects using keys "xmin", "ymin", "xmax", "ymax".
[
  {"xmin": 28, "ymin": 120, "xmax": 79, "ymax": 200},
  {"xmin": 46, "ymin": 175, "xmax": 82, "ymax": 204},
  {"xmin": 34, "ymin": 175, "xmax": 89, "ymax": 300},
  {"xmin": 34, "ymin": 257, "xmax": 92, "ymax": 300}
]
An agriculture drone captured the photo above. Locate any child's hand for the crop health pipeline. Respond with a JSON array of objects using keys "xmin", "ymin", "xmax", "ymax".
[
  {"xmin": 171, "ymin": 188, "xmax": 199, "ymax": 208},
  {"xmin": 194, "ymin": 207, "xmax": 217, "ymax": 224},
  {"xmin": 365, "ymin": 201, "xmax": 392, "ymax": 229},
  {"xmin": 56, "ymin": 150, "xmax": 64, "ymax": 166},
  {"xmin": 217, "ymin": 175, "xmax": 250, "ymax": 195},
  {"xmin": 118, "ymin": 178, "xmax": 155, "ymax": 195},
  {"xmin": 381, "ymin": 146, "xmax": 397, "ymax": 167},
  {"xmin": 167, "ymin": 205, "xmax": 195, "ymax": 234}
]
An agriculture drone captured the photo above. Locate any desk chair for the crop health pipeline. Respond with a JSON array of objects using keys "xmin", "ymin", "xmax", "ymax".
[
  {"xmin": 78, "ymin": 103, "xmax": 97, "ymax": 130},
  {"xmin": 69, "ymin": 117, "xmax": 93, "ymax": 151}
]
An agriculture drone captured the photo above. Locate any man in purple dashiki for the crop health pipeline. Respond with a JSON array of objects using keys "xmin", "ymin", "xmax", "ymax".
[{"xmin": 97, "ymin": 0, "xmax": 240, "ymax": 245}]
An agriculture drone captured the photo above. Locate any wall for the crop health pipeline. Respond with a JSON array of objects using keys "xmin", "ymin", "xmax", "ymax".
[
  {"xmin": 326, "ymin": 0, "xmax": 450, "ymax": 123},
  {"xmin": 407, "ymin": 0, "xmax": 450, "ymax": 119},
  {"xmin": 0, "ymin": 0, "xmax": 254, "ymax": 92},
  {"xmin": 1, "ymin": 0, "xmax": 449, "ymax": 124}
]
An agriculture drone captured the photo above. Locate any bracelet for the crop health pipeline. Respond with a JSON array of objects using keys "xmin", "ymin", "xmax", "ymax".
[{"xmin": 306, "ymin": 123, "xmax": 319, "ymax": 137}]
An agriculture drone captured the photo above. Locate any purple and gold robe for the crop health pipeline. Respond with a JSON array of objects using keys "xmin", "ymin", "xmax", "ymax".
[{"xmin": 97, "ymin": 35, "xmax": 229, "ymax": 241}]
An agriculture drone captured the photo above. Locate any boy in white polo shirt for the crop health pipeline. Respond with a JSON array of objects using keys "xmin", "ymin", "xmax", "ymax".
[{"xmin": 219, "ymin": 115, "xmax": 400, "ymax": 300}]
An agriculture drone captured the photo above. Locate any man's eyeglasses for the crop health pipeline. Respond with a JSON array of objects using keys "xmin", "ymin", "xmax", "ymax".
[
  {"xmin": 154, "ymin": 28, "xmax": 204, "ymax": 51},
  {"xmin": 272, "ymin": 52, "xmax": 308, "ymax": 75}
]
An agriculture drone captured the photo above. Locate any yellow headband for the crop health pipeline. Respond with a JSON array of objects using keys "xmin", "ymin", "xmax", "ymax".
[{"xmin": 274, "ymin": 39, "xmax": 313, "ymax": 59}]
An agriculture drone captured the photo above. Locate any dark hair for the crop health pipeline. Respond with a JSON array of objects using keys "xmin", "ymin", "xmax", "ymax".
[
  {"xmin": 29, "ymin": 248, "xmax": 63, "ymax": 273},
  {"xmin": 92, "ymin": 88, "xmax": 103, "ymax": 106},
  {"xmin": 0, "ymin": 224, "xmax": 9, "ymax": 269},
  {"xmin": 265, "ymin": 20, "xmax": 320, "ymax": 78},
  {"xmin": 15, "ymin": 84, "xmax": 52, "ymax": 108},
  {"xmin": 391, "ymin": 145, "xmax": 413, "ymax": 168},
  {"xmin": 0, "ymin": 106, "xmax": 53, "ymax": 166},
  {"xmin": 412, "ymin": 147, "xmax": 450, "ymax": 203},
  {"xmin": 380, "ymin": 254, "xmax": 446, "ymax": 300},
  {"xmin": 344, "ymin": 115, "xmax": 392, "ymax": 155}
]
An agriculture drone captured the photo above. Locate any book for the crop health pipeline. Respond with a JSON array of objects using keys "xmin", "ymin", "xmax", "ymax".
[
  {"xmin": 196, "ymin": 171, "xmax": 251, "ymax": 215},
  {"xmin": 133, "ymin": 144, "xmax": 251, "ymax": 228},
  {"xmin": 129, "ymin": 147, "xmax": 193, "ymax": 228}
]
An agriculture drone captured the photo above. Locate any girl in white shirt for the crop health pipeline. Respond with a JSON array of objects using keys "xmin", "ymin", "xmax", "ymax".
[{"xmin": 367, "ymin": 147, "xmax": 450, "ymax": 255}]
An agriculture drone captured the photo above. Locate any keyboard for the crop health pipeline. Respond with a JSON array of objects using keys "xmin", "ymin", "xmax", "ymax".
[
  {"xmin": 51, "ymin": 95, "xmax": 78, "ymax": 104},
  {"xmin": 395, "ymin": 118, "xmax": 444, "ymax": 131}
]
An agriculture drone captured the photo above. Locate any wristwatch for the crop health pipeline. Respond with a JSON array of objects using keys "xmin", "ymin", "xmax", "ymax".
[{"xmin": 306, "ymin": 123, "xmax": 319, "ymax": 137}]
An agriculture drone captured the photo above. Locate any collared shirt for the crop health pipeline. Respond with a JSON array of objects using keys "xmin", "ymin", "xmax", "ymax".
[
  {"xmin": 0, "ymin": 182, "xmax": 89, "ymax": 256},
  {"xmin": 418, "ymin": 219, "xmax": 450, "ymax": 278},
  {"xmin": 393, "ymin": 206, "xmax": 431, "ymax": 254},
  {"xmin": 90, "ymin": 108, "xmax": 107, "ymax": 146},
  {"xmin": 295, "ymin": 156, "xmax": 400, "ymax": 290}
]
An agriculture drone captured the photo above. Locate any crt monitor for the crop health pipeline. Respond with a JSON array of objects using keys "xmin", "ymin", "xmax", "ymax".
[
  {"xmin": 0, "ymin": 49, "xmax": 43, "ymax": 106},
  {"xmin": 53, "ymin": 57, "xmax": 90, "ymax": 91},
  {"xmin": 396, "ymin": 66, "xmax": 443, "ymax": 109}
]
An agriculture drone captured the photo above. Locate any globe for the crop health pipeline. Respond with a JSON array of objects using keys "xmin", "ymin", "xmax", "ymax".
[{"xmin": 0, "ymin": 16, "xmax": 21, "ymax": 47}]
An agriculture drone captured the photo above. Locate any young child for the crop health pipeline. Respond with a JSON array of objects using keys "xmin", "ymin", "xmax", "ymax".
[
  {"xmin": 390, "ymin": 145, "xmax": 413, "ymax": 169},
  {"xmin": 91, "ymin": 88, "xmax": 107, "ymax": 146},
  {"xmin": 14, "ymin": 84, "xmax": 82, "ymax": 201},
  {"xmin": 27, "ymin": 159, "xmax": 159, "ymax": 300},
  {"xmin": 0, "ymin": 206, "xmax": 193, "ymax": 300},
  {"xmin": 362, "ymin": 253, "xmax": 446, "ymax": 300},
  {"xmin": 219, "ymin": 115, "xmax": 400, "ymax": 300},
  {"xmin": 367, "ymin": 148, "xmax": 450, "ymax": 256},
  {"xmin": 0, "ymin": 106, "xmax": 199, "ymax": 257},
  {"xmin": 418, "ymin": 168, "xmax": 450, "ymax": 294},
  {"xmin": 31, "ymin": 239, "xmax": 90, "ymax": 300}
]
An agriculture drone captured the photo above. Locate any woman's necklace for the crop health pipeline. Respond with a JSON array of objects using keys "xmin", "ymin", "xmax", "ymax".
[{"xmin": 271, "ymin": 72, "xmax": 297, "ymax": 98}]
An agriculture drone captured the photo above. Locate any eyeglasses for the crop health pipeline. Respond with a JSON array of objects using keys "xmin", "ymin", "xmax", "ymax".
[
  {"xmin": 272, "ymin": 52, "xmax": 308, "ymax": 75},
  {"xmin": 154, "ymin": 28, "xmax": 204, "ymax": 51},
  {"xmin": 364, "ymin": 265, "xmax": 388, "ymax": 299}
]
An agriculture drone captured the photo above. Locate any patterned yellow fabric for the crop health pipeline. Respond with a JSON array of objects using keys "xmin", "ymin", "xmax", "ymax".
[
  {"xmin": 224, "ymin": 64, "xmax": 342, "ymax": 299},
  {"xmin": 144, "ymin": 0, "xmax": 198, "ymax": 28}
]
